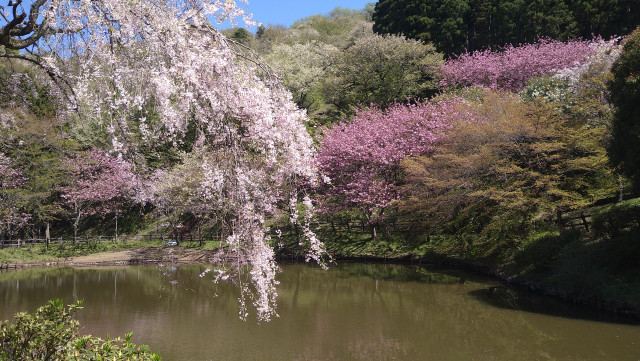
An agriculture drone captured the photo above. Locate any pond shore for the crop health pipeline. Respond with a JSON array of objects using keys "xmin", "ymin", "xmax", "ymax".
[
  {"xmin": 2, "ymin": 245, "xmax": 638, "ymax": 321},
  {"xmin": 279, "ymin": 247, "xmax": 640, "ymax": 321}
]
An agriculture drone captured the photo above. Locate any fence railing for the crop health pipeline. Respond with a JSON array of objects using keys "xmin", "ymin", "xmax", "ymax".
[
  {"xmin": 558, "ymin": 212, "xmax": 591, "ymax": 232},
  {"xmin": 0, "ymin": 211, "xmax": 594, "ymax": 249},
  {"xmin": 0, "ymin": 232, "xmax": 223, "ymax": 249}
]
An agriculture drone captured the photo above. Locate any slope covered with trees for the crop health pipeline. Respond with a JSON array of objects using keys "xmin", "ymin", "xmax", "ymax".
[
  {"xmin": 2, "ymin": 1, "xmax": 640, "ymax": 318},
  {"xmin": 372, "ymin": 0, "xmax": 639, "ymax": 55},
  {"xmin": 248, "ymin": 8, "xmax": 444, "ymax": 124}
]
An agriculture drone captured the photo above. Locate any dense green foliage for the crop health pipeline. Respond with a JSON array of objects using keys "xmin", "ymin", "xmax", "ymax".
[
  {"xmin": 400, "ymin": 88, "xmax": 616, "ymax": 245},
  {"xmin": 592, "ymin": 198, "xmax": 640, "ymax": 238},
  {"xmin": 253, "ymin": 7, "xmax": 444, "ymax": 124},
  {"xmin": 608, "ymin": 28, "xmax": 640, "ymax": 192},
  {"xmin": 319, "ymin": 33, "xmax": 442, "ymax": 119},
  {"xmin": 0, "ymin": 299, "xmax": 161, "ymax": 360},
  {"xmin": 372, "ymin": 0, "xmax": 640, "ymax": 55}
]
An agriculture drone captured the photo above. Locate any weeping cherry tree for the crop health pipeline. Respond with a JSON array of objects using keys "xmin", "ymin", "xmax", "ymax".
[{"xmin": 1, "ymin": 0, "xmax": 325, "ymax": 321}]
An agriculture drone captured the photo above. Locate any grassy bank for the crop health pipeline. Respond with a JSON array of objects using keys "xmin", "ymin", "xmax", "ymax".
[{"xmin": 0, "ymin": 240, "xmax": 163, "ymax": 265}]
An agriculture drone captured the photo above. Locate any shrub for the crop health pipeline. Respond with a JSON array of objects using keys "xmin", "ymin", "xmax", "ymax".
[
  {"xmin": 0, "ymin": 299, "xmax": 161, "ymax": 361},
  {"xmin": 591, "ymin": 199, "xmax": 640, "ymax": 238}
]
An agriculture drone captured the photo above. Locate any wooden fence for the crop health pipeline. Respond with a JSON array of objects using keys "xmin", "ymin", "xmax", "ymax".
[
  {"xmin": 559, "ymin": 212, "xmax": 592, "ymax": 232},
  {"xmin": 0, "ymin": 232, "xmax": 222, "ymax": 249},
  {"xmin": 0, "ymin": 211, "xmax": 594, "ymax": 250}
]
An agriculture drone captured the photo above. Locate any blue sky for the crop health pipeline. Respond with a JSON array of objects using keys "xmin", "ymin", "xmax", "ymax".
[{"xmin": 232, "ymin": 0, "xmax": 374, "ymax": 29}]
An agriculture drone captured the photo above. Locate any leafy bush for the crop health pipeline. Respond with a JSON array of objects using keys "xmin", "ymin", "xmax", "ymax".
[
  {"xmin": 0, "ymin": 299, "xmax": 161, "ymax": 361},
  {"xmin": 591, "ymin": 199, "xmax": 640, "ymax": 238}
]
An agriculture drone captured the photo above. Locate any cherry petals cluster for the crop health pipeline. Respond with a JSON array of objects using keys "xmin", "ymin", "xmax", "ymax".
[
  {"xmin": 0, "ymin": 152, "xmax": 30, "ymax": 236},
  {"xmin": 553, "ymin": 37, "xmax": 622, "ymax": 86},
  {"xmin": 0, "ymin": 152, "xmax": 25, "ymax": 189},
  {"xmin": 60, "ymin": 149, "xmax": 139, "ymax": 218},
  {"xmin": 317, "ymin": 97, "xmax": 475, "ymax": 216},
  {"xmin": 440, "ymin": 38, "xmax": 601, "ymax": 91}
]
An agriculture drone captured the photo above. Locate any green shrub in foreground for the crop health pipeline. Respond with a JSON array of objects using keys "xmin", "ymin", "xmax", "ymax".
[{"xmin": 0, "ymin": 299, "xmax": 161, "ymax": 361}]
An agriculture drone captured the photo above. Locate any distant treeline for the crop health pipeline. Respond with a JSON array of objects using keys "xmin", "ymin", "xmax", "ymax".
[{"xmin": 372, "ymin": 0, "xmax": 640, "ymax": 55}]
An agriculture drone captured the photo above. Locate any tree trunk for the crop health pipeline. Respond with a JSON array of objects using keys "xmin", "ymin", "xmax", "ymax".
[
  {"xmin": 294, "ymin": 223, "xmax": 301, "ymax": 245},
  {"xmin": 73, "ymin": 206, "xmax": 80, "ymax": 245},
  {"xmin": 619, "ymin": 175, "xmax": 624, "ymax": 202},
  {"xmin": 45, "ymin": 222, "xmax": 50, "ymax": 250},
  {"xmin": 115, "ymin": 214, "xmax": 118, "ymax": 243},
  {"xmin": 73, "ymin": 222, "xmax": 77, "ymax": 245}
]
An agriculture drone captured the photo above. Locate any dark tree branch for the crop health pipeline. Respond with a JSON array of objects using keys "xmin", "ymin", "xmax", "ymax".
[
  {"xmin": 2, "ymin": 52, "xmax": 78, "ymax": 110},
  {"xmin": 1, "ymin": 0, "xmax": 54, "ymax": 50}
]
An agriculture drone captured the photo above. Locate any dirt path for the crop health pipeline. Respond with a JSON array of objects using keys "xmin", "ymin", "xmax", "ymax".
[
  {"xmin": 1, "ymin": 247, "xmax": 224, "ymax": 270},
  {"xmin": 67, "ymin": 247, "xmax": 223, "ymax": 266}
]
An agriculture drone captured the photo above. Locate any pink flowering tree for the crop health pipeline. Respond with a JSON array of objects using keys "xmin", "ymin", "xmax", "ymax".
[
  {"xmin": 317, "ymin": 98, "xmax": 474, "ymax": 238},
  {"xmin": 0, "ymin": 153, "xmax": 29, "ymax": 245},
  {"xmin": 440, "ymin": 38, "xmax": 601, "ymax": 92},
  {"xmin": 2, "ymin": 0, "xmax": 322, "ymax": 320},
  {"xmin": 60, "ymin": 150, "xmax": 138, "ymax": 244}
]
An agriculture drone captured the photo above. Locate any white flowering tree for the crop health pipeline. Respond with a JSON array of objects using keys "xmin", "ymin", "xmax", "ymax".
[
  {"xmin": 1, "ymin": 0, "xmax": 324, "ymax": 320},
  {"xmin": 264, "ymin": 41, "xmax": 338, "ymax": 112}
]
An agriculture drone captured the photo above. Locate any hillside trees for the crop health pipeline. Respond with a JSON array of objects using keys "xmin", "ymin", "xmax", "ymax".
[
  {"xmin": 440, "ymin": 38, "xmax": 601, "ymax": 91},
  {"xmin": 372, "ymin": 0, "xmax": 640, "ymax": 55},
  {"xmin": 397, "ymin": 36, "xmax": 622, "ymax": 244},
  {"xmin": 320, "ymin": 33, "xmax": 443, "ymax": 120},
  {"xmin": 400, "ymin": 91, "xmax": 617, "ymax": 246},
  {"xmin": 264, "ymin": 41, "xmax": 338, "ymax": 114},
  {"xmin": 607, "ymin": 28, "xmax": 640, "ymax": 192},
  {"xmin": 257, "ymin": 7, "xmax": 443, "ymax": 124},
  {"xmin": 1, "ymin": 0, "xmax": 322, "ymax": 320}
]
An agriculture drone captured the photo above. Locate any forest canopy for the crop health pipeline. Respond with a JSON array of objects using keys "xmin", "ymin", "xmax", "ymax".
[{"xmin": 372, "ymin": 0, "xmax": 640, "ymax": 55}]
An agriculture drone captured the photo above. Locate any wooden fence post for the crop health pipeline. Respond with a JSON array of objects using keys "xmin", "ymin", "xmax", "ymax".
[{"xmin": 580, "ymin": 213, "xmax": 589, "ymax": 232}]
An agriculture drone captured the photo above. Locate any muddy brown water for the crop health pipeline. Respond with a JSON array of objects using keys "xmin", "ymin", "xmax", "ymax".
[{"xmin": 1, "ymin": 263, "xmax": 638, "ymax": 360}]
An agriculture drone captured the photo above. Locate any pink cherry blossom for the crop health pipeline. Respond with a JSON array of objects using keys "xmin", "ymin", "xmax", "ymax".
[
  {"xmin": 317, "ymin": 97, "xmax": 476, "ymax": 222},
  {"xmin": 440, "ymin": 38, "xmax": 602, "ymax": 91}
]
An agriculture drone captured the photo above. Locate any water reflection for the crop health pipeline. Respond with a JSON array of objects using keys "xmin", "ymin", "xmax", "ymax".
[
  {"xmin": 469, "ymin": 286, "xmax": 639, "ymax": 325},
  {"xmin": 1, "ymin": 263, "xmax": 639, "ymax": 361}
]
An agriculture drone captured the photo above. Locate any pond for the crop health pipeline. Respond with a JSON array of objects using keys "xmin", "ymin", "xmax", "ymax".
[{"xmin": 1, "ymin": 263, "xmax": 638, "ymax": 360}]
